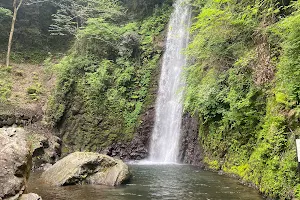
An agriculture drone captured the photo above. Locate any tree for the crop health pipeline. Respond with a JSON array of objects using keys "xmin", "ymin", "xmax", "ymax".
[
  {"xmin": 5, "ymin": 0, "xmax": 48, "ymax": 67},
  {"xmin": 6, "ymin": 0, "xmax": 23, "ymax": 67},
  {"xmin": 50, "ymin": 0, "xmax": 123, "ymax": 36},
  {"xmin": 0, "ymin": 7, "xmax": 12, "ymax": 47}
]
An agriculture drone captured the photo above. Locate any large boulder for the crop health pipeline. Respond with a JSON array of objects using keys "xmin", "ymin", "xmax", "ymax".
[
  {"xmin": 0, "ymin": 127, "xmax": 31, "ymax": 200},
  {"xmin": 41, "ymin": 152, "xmax": 131, "ymax": 186}
]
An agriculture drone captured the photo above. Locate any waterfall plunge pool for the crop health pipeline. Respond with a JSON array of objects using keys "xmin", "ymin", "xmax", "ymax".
[{"xmin": 28, "ymin": 164, "xmax": 263, "ymax": 200}]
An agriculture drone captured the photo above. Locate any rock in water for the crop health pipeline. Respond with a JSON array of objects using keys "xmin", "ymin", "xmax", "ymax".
[
  {"xmin": 41, "ymin": 152, "xmax": 131, "ymax": 186},
  {"xmin": 0, "ymin": 127, "xmax": 31, "ymax": 200},
  {"xmin": 19, "ymin": 193, "xmax": 42, "ymax": 200}
]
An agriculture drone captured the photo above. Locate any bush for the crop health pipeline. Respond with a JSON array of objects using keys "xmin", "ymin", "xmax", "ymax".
[
  {"xmin": 185, "ymin": 0, "xmax": 300, "ymax": 199},
  {"xmin": 46, "ymin": 4, "xmax": 172, "ymax": 153}
]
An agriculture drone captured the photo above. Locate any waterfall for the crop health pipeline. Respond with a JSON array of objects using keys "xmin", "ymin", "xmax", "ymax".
[{"xmin": 149, "ymin": 0, "xmax": 191, "ymax": 163}]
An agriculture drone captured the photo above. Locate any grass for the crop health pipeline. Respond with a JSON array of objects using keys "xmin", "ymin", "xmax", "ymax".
[{"xmin": 0, "ymin": 65, "xmax": 12, "ymax": 102}]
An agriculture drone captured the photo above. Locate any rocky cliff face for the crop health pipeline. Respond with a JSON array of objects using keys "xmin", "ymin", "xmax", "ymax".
[
  {"xmin": 104, "ymin": 106, "xmax": 155, "ymax": 161},
  {"xmin": 30, "ymin": 133, "xmax": 61, "ymax": 170},
  {"xmin": 0, "ymin": 105, "xmax": 61, "ymax": 169},
  {"xmin": 0, "ymin": 106, "xmax": 42, "ymax": 128},
  {"xmin": 104, "ymin": 110, "xmax": 204, "ymax": 166},
  {"xmin": 0, "ymin": 104, "xmax": 202, "ymax": 166},
  {"xmin": 179, "ymin": 113, "xmax": 204, "ymax": 166}
]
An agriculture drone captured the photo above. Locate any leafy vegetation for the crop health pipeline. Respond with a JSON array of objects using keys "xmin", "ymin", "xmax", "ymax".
[
  {"xmin": 46, "ymin": 2, "xmax": 172, "ymax": 153},
  {"xmin": 0, "ymin": 0, "xmax": 72, "ymax": 62},
  {"xmin": 0, "ymin": 66, "xmax": 12, "ymax": 102},
  {"xmin": 50, "ymin": 0, "xmax": 124, "ymax": 35},
  {"xmin": 185, "ymin": 0, "xmax": 300, "ymax": 199},
  {"xmin": 2, "ymin": 0, "xmax": 300, "ymax": 199},
  {"xmin": 26, "ymin": 72, "xmax": 42, "ymax": 101}
]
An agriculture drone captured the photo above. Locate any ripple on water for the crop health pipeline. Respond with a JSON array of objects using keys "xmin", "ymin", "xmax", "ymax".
[{"xmin": 28, "ymin": 165, "xmax": 263, "ymax": 200}]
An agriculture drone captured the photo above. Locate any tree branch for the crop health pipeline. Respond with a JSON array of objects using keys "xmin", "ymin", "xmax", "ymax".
[
  {"xmin": 24, "ymin": 0, "xmax": 49, "ymax": 6},
  {"xmin": 16, "ymin": 0, "xmax": 24, "ymax": 11}
]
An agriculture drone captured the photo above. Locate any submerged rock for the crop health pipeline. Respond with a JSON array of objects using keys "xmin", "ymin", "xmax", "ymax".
[
  {"xmin": 19, "ymin": 193, "xmax": 42, "ymax": 200},
  {"xmin": 41, "ymin": 152, "xmax": 131, "ymax": 186},
  {"xmin": 0, "ymin": 127, "xmax": 31, "ymax": 200}
]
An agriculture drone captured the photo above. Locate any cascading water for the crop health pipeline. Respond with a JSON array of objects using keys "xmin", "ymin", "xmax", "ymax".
[{"xmin": 149, "ymin": 0, "xmax": 191, "ymax": 163}]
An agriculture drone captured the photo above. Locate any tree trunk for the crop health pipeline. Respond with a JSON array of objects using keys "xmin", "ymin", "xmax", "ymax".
[{"xmin": 6, "ymin": 0, "xmax": 23, "ymax": 67}]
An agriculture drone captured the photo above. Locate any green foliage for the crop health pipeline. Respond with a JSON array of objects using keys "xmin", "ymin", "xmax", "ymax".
[
  {"xmin": 274, "ymin": 1, "xmax": 300, "ymax": 109},
  {"xmin": 46, "ymin": 3, "xmax": 172, "ymax": 153},
  {"xmin": 0, "ymin": 66, "xmax": 12, "ymax": 102},
  {"xmin": 8, "ymin": 51, "xmax": 50, "ymax": 64},
  {"xmin": 27, "ymin": 83, "xmax": 42, "ymax": 101},
  {"xmin": 0, "ymin": 7, "xmax": 12, "ymax": 18},
  {"xmin": 50, "ymin": 0, "xmax": 124, "ymax": 36},
  {"xmin": 121, "ymin": 0, "xmax": 173, "ymax": 18},
  {"xmin": 74, "ymin": 17, "xmax": 124, "ymax": 58},
  {"xmin": 204, "ymin": 157, "xmax": 220, "ymax": 170},
  {"xmin": 0, "ymin": 6, "xmax": 12, "ymax": 49},
  {"xmin": 26, "ymin": 72, "xmax": 42, "ymax": 100},
  {"xmin": 0, "ymin": 0, "xmax": 71, "ymax": 56},
  {"xmin": 186, "ymin": 0, "xmax": 300, "ymax": 199}
]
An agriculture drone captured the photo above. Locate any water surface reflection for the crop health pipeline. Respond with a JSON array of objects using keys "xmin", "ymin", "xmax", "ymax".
[{"xmin": 28, "ymin": 165, "xmax": 263, "ymax": 200}]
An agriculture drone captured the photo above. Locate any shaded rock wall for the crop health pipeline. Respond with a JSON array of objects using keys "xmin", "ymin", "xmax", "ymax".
[
  {"xmin": 30, "ymin": 133, "xmax": 61, "ymax": 170},
  {"xmin": 104, "ymin": 110, "xmax": 204, "ymax": 166},
  {"xmin": 103, "ymin": 106, "xmax": 155, "ymax": 161},
  {"xmin": 0, "ymin": 107, "xmax": 42, "ymax": 128},
  {"xmin": 179, "ymin": 113, "xmax": 204, "ymax": 166}
]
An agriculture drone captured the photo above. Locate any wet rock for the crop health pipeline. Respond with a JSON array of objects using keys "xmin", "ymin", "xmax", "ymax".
[
  {"xmin": 41, "ymin": 152, "xmax": 131, "ymax": 186},
  {"xmin": 0, "ymin": 127, "xmax": 31, "ymax": 200},
  {"xmin": 30, "ymin": 134, "xmax": 61, "ymax": 170},
  {"xmin": 19, "ymin": 193, "xmax": 42, "ymax": 200},
  {"xmin": 104, "ymin": 107, "xmax": 155, "ymax": 161},
  {"xmin": 179, "ymin": 113, "xmax": 204, "ymax": 166}
]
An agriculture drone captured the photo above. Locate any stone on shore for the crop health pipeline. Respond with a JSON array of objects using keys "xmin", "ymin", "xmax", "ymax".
[{"xmin": 0, "ymin": 127, "xmax": 31, "ymax": 200}]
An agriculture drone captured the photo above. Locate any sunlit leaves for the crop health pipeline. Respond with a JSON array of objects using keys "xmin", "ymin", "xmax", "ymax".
[{"xmin": 0, "ymin": 7, "xmax": 12, "ymax": 18}]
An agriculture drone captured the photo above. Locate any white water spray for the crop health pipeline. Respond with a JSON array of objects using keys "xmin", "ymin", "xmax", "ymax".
[{"xmin": 148, "ymin": 0, "xmax": 191, "ymax": 163}]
